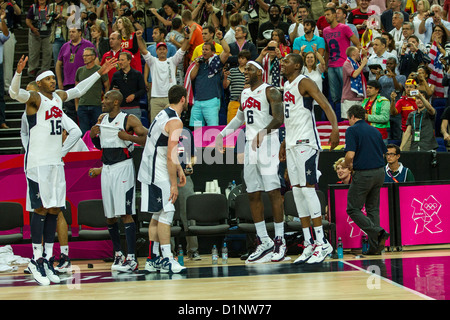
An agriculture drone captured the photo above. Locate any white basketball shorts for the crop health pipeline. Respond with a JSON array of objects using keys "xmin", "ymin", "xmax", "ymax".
[
  {"xmin": 26, "ymin": 165, "xmax": 66, "ymax": 211},
  {"xmin": 286, "ymin": 145, "xmax": 322, "ymax": 187}
]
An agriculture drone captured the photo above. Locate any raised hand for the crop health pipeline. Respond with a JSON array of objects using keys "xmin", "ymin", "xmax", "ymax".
[{"xmin": 16, "ymin": 55, "xmax": 28, "ymax": 74}]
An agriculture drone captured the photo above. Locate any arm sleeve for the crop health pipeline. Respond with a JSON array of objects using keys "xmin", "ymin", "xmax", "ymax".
[
  {"xmin": 9, "ymin": 72, "xmax": 31, "ymax": 103},
  {"xmin": 65, "ymin": 72, "xmax": 101, "ymax": 101},
  {"xmin": 219, "ymin": 108, "xmax": 245, "ymax": 137}
]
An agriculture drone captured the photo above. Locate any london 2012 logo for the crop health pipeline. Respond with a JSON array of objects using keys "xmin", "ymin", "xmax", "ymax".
[{"xmin": 411, "ymin": 196, "xmax": 443, "ymax": 234}]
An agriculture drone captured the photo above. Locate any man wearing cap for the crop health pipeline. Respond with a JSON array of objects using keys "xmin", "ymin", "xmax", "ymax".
[
  {"xmin": 8, "ymin": 55, "xmax": 117, "ymax": 286},
  {"xmin": 361, "ymin": 80, "xmax": 391, "ymax": 144},
  {"xmin": 136, "ymin": 30, "xmax": 189, "ymax": 121},
  {"xmin": 391, "ymin": 78, "xmax": 418, "ymax": 149}
]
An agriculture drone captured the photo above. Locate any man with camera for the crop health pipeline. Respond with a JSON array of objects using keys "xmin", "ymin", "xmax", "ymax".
[
  {"xmin": 25, "ymin": 0, "xmax": 53, "ymax": 77},
  {"xmin": 192, "ymin": 0, "xmax": 221, "ymax": 28},
  {"xmin": 418, "ymin": 4, "xmax": 450, "ymax": 44},
  {"xmin": 399, "ymin": 35, "xmax": 430, "ymax": 77},
  {"xmin": 366, "ymin": 37, "xmax": 397, "ymax": 81},
  {"xmin": 188, "ymin": 28, "xmax": 230, "ymax": 127}
]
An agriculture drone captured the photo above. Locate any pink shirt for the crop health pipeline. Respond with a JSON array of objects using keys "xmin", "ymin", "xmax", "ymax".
[{"xmin": 322, "ymin": 23, "xmax": 355, "ymax": 68}]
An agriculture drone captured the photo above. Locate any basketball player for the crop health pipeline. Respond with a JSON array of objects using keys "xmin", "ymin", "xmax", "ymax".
[
  {"xmin": 9, "ymin": 55, "xmax": 117, "ymax": 285},
  {"xmin": 89, "ymin": 90, "xmax": 148, "ymax": 273},
  {"xmin": 138, "ymin": 85, "xmax": 187, "ymax": 274},
  {"xmin": 215, "ymin": 61, "xmax": 285, "ymax": 264},
  {"xmin": 279, "ymin": 53, "xmax": 340, "ymax": 264}
]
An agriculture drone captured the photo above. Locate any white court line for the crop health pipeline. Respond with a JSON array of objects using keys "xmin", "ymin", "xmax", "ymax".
[{"xmin": 342, "ymin": 260, "xmax": 435, "ymax": 300}]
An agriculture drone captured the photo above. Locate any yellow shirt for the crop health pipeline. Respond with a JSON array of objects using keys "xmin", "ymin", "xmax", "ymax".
[{"xmin": 191, "ymin": 42, "xmax": 223, "ymax": 61}]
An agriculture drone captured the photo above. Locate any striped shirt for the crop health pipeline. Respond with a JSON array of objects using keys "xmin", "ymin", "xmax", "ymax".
[
  {"xmin": 228, "ymin": 67, "xmax": 246, "ymax": 101},
  {"xmin": 347, "ymin": 8, "xmax": 375, "ymax": 38}
]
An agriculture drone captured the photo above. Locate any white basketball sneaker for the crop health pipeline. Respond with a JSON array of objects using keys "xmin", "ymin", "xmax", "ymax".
[
  {"xmin": 246, "ymin": 238, "xmax": 274, "ymax": 264},
  {"xmin": 306, "ymin": 241, "xmax": 333, "ymax": 264},
  {"xmin": 293, "ymin": 242, "xmax": 315, "ymax": 265},
  {"xmin": 43, "ymin": 257, "xmax": 61, "ymax": 284},
  {"xmin": 271, "ymin": 236, "xmax": 287, "ymax": 262},
  {"xmin": 27, "ymin": 258, "xmax": 50, "ymax": 286},
  {"xmin": 160, "ymin": 257, "xmax": 187, "ymax": 274}
]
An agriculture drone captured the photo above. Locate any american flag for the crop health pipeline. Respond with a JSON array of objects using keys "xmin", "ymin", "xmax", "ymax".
[
  {"xmin": 428, "ymin": 41, "xmax": 445, "ymax": 98},
  {"xmin": 262, "ymin": 54, "xmax": 284, "ymax": 88},
  {"xmin": 316, "ymin": 121, "xmax": 350, "ymax": 147},
  {"xmin": 184, "ymin": 62, "xmax": 196, "ymax": 105}
]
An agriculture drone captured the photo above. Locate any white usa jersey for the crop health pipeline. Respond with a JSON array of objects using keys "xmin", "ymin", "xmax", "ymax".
[
  {"xmin": 25, "ymin": 92, "xmax": 64, "ymax": 171},
  {"xmin": 241, "ymin": 83, "xmax": 277, "ymax": 141},
  {"xmin": 283, "ymin": 74, "xmax": 321, "ymax": 150},
  {"xmin": 138, "ymin": 107, "xmax": 181, "ymax": 185}
]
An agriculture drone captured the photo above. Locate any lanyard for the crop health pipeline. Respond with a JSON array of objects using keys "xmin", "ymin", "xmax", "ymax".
[
  {"xmin": 387, "ymin": 169, "xmax": 399, "ymax": 183},
  {"xmin": 413, "ymin": 111, "xmax": 424, "ymax": 132}
]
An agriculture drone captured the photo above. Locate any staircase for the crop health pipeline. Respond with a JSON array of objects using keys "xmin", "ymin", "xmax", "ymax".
[{"xmin": 1, "ymin": 0, "xmax": 47, "ymax": 155}]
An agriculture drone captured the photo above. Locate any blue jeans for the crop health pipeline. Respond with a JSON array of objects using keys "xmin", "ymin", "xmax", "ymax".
[
  {"xmin": 328, "ymin": 67, "xmax": 343, "ymax": 104},
  {"xmin": 77, "ymin": 105, "xmax": 102, "ymax": 136},
  {"xmin": 189, "ymin": 97, "xmax": 220, "ymax": 127}
]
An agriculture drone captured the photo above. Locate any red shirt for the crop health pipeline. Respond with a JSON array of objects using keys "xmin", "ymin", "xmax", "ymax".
[
  {"xmin": 100, "ymin": 48, "xmax": 133, "ymax": 83},
  {"xmin": 395, "ymin": 96, "xmax": 417, "ymax": 132},
  {"xmin": 120, "ymin": 32, "xmax": 142, "ymax": 73}
]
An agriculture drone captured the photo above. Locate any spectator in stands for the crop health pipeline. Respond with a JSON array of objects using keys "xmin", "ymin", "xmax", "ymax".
[
  {"xmin": 25, "ymin": 0, "xmax": 53, "ymax": 78},
  {"xmin": 402, "ymin": 21, "xmax": 426, "ymax": 52},
  {"xmin": 101, "ymin": 31, "xmax": 132, "ymax": 84},
  {"xmin": 336, "ymin": 6, "xmax": 358, "ymax": 40},
  {"xmin": 148, "ymin": 0, "xmax": 181, "ymax": 32},
  {"xmin": 381, "ymin": 32, "xmax": 398, "ymax": 57},
  {"xmin": 411, "ymin": 0, "xmax": 430, "ymax": 44},
  {"xmin": 90, "ymin": 24, "xmax": 110, "ymax": 61},
  {"xmin": 227, "ymin": 25, "xmax": 258, "ymax": 68},
  {"xmin": 136, "ymin": 29, "xmax": 189, "ymax": 121},
  {"xmin": 192, "ymin": 24, "xmax": 223, "ymax": 61},
  {"xmin": 75, "ymin": 47, "xmax": 110, "ymax": 136},
  {"xmin": 425, "ymin": 24, "xmax": 450, "ymax": 57},
  {"xmin": 285, "ymin": 0, "xmax": 300, "ymax": 24},
  {"xmin": 399, "ymin": 35, "xmax": 431, "ymax": 77},
  {"xmin": 367, "ymin": 37, "xmax": 398, "ymax": 81},
  {"xmin": 114, "ymin": 16, "xmax": 142, "ymax": 73},
  {"xmin": 441, "ymin": 105, "xmax": 450, "ymax": 151},
  {"xmin": 271, "ymin": 28, "xmax": 290, "ymax": 57},
  {"xmin": 223, "ymin": 12, "xmax": 243, "ymax": 44},
  {"xmin": 56, "ymin": 27, "xmax": 96, "ymax": 123},
  {"xmin": 362, "ymin": 80, "xmax": 391, "ymax": 144},
  {"xmin": 223, "ymin": 49, "xmax": 250, "ymax": 123},
  {"xmin": 257, "ymin": 4, "xmax": 290, "ymax": 48},
  {"xmin": 341, "ymin": 46, "xmax": 368, "ymax": 120},
  {"xmin": 188, "ymin": 29, "xmax": 230, "ymax": 127},
  {"xmin": 389, "ymin": 11, "xmax": 405, "ymax": 52},
  {"xmin": 288, "ymin": 3, "xmax": 317, "ymax": 43},
  {"xmin": 347, "ymin": 0, "xmax": 375, "ymax": 39},
  {"xmin": 111, "ymin": 51, "xmax": 146, "ymax": 119},
  {"xmin": 82, "ymin": 11, "xmax": 107, "ymax": 42},
  {"xmin": 302, "ymin": 44, "xmax": 326, "ymax": 121},
  {"xmin": 391, "ymin": 79, "xmax": 418, "ymax": 149},
  {"xmin": 415, "ymin": 65, "xmax": 435, "ymax": 97},
  {"xmin": 323, "ymin": 7, "xmax": 361, "ymax": 115},
  {"xmin": 381, "ymin": 0, "xmax": 409, "ymax": 32},
  {"xmin": 418, "ymin": 4, "xmax": 450, "ymax": 45},
  {"xmin": 256, "ymin": 40, "xmax": 284, "ymax": 90},
  {"xmin": 400, "ymin": 90, "xmax": 438, "ymax": 151},
  {"xmin": 181, "ymin": 10, "xmax": 203, "ymax": 68},
  {"xmin": 333, "ymin": 157, "xmax": 353, "ymax": 184},
  {"xmin": 2, "ymin": 1, "xmax": 20, "ymax": 93},
  {"xmin": 96, "ymin": 0, "xmax": 117, "ymax": 36},
  {"xmin": 0, "ymin": 9, "xmax": 9, "ymax": 130},
  {"xmin": 384, "ymin": 144, "xmax": 415, "ymax": 182},
  {"xmin": 192, "ymin": 0, "xmax": 221, "ymax": 28},
  {"xmin": 292, "ymin": 19, "xmax": 325, "ymax": 56}
]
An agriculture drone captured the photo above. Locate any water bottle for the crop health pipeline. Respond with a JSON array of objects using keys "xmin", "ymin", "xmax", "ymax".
[
  {"xmin": 221, "ymin": 242, "xmax": 228, "ymax": 264},
  {"xmin": 212, "ymin": 245, "xmax": 218, "ymax": 265},
  {"xmin": 361, "ymin": 234, "xmax": 368, "ymax": 253},
  {"xmin": 337, "ymin": 237, "xmax": 344, "ymax": 259},
  {"xmin": 177, "ymin": 244, "xmax": 184, "ymax": 266},
  {"xmin": 231, "ymin": 180, "xmax": 236, "ymax": 190}
]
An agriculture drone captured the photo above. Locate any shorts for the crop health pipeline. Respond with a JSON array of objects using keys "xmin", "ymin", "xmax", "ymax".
[
  {"xmin": 244, "ymin": 132, "xmax": 281, "ymax": 193},
  {"xmin": 286, "ymin": 145, "xmax": 321, "ymax": 187},
  {"xmin": 140, "ymin": 180, "xmax": 175, "ymax": 214},
  {"xmin": 189, "ymin": 97, "xmax": 220, "ymax": 127},
  {"xmin": 26, "ymin": 165, "xmax": 66, "ymax": 211},
  {"xmin": 101, "ymin": 158, "xmax": 136, "ymax": 218},
  {"xmin": 227, "ymin": 100, "xmax": 240, "ymax": 124}
]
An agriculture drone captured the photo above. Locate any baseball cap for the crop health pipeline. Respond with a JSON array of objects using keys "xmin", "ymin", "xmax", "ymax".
[{"xmin": 156, "ymin": 42, "xmax": 167, "ymax": 49}]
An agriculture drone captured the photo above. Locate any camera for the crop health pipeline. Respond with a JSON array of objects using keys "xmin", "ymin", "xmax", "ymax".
[
  {"xmin": 122, "ymin": 8, "xmax": 132, "ymax": 17},
  {"xmin": 283, "ymin": 5, "xmax": 292, "ymax": 16},
  {"xmin": 198, "ymin": 56, "xmax": 206, "ymax": 63},
  {"xmin": 225, "ymin": 1, "xmax": 235, "ymax": 12},
  {"xmin": 410, "ymin": 90, "xmax": 419, "ymax": 96},
  {"xmin": 47, "ymin": 12, "xmax": 58, "ymax": 25}
]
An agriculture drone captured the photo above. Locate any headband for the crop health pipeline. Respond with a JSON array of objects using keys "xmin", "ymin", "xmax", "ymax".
[
  {"xmin": 36, "ymin": 71, "xmax": 55, "ymax": 82},
  {"xmin": 405, "ymin": 78, "xmax": 417, "ymax": 87},
  {"xmin": 247, "ymin": 61, "xmax": 264, "ymax": 74}
]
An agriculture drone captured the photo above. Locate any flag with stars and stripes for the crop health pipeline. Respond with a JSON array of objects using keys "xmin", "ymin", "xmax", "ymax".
[{"xmin": 428, "ymin": 41, "xmax": 445, "ymax": 98}]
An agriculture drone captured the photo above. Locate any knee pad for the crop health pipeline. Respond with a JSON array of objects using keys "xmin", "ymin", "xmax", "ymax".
[
  {"xmin": 292, "ymin": 187, "xmax": 309, "ymax": 218},
  {"xmin": 158, "ymin": 210, "xmax": 175, "ymax": 226},
  {"xmin": 301, "ymin": 187, "xmax": 322, "ymax": 219}
]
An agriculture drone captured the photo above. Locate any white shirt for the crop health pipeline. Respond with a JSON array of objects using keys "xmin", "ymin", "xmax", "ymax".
[{"xmin": 366, "ymin": 50, "xmax": 398, "ymax": 80}]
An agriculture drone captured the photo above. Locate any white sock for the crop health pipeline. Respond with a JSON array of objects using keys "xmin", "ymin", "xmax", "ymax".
[
  {"xmin": 314, "ymin": 226, "xmax": 326, "ymax": 245},
  {"xmin": 303, "ymin": 227, "xmax": 314, "ymax": 246},
  {"xmin": 32, "ymin": 243, "xmax": 43, "ymax": 260},
  {"xmin": 161, "ymin": 244, "xmax": 173, "ymax": 259},
  {"xmin": 127, "ymin": 254, "xmax": 136, "ymax": 261},
  {"xmin": 274, "ymin": 222, "xmax": 284, "ymax": 239},
  {"xmin": 254, "ymin": 221, "xmax": 270, "ymax": 242},
  {"xmin": 44, "ymin": 243, "xmax": 54, "ymax": 259},
  {"xmin": 60, "ymin": 245, "xmax": 69, "ymax": 256},
  {"xmin": 153, "ymin": 241, "xmax": 160, "ymax": 257}
]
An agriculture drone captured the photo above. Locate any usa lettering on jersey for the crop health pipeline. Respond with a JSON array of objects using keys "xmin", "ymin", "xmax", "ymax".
[
  {"xmin": 242, "ymin": 97, "xmax": 261, "ymax": 111},
  {"xmin": 45, "ymin": 106, "xmax": 63, "ymax": 120},
  {"xmin": 284, "ymin": 91, "xmax": 295, "ymax": 104}
]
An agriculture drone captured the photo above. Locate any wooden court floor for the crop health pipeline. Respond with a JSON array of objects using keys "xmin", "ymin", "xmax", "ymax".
[{"xmin": 1, "ymin": 245, "xmax": 449, "ymax": 302}]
